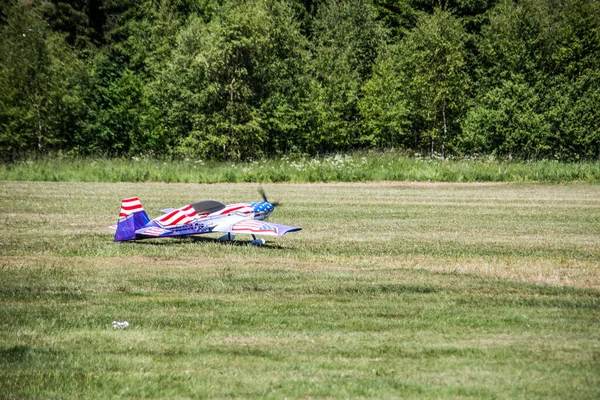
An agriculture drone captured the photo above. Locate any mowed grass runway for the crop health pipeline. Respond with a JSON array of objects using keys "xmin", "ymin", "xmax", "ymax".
[{"xmin": 1, "ymin": 181, "xmax": 599, "ymax": 398}]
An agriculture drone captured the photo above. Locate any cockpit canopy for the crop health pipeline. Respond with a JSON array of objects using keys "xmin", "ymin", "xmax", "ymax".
[{"xmin": 190, "ymin": 200, "xmax": 226, "ymax": 214}]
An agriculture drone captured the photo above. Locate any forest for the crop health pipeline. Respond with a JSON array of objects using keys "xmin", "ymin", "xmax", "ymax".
[{"xmin": 0, "ymin": 0, "xmax": 599, "ymax": 161}]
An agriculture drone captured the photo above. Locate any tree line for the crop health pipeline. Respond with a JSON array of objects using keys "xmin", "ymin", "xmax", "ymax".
[{"xmin": 1, "ymin": 0, "xmax": 599, "ymax": 161}]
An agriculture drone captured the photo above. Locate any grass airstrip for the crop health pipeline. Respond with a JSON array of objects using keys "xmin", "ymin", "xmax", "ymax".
[{"xmin": 1, "ymin": 181, "xmax": 599, "ymax": 398}]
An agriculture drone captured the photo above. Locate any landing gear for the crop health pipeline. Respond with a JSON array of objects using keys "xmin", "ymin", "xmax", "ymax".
[
  {"xmin": 217, "ymin": 233, "xmax": 265, "ymax": 245},
  {"xmin": 250, "ymin": 234, "xmax": 266, "ymax": 246},
  {"xmin": 217, "ymin": 233, "xmax": 235, "ymax": 242}
]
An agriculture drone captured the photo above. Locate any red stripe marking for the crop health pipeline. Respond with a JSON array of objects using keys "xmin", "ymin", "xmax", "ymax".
[
  {"xmin": 156, "ymin": 206, "xmax": 197, "ymax": 226},
  {"xmin": 158, "ymin": 210, "xmax": 178, "ymax": 222},
  {"xmin": 182, "ymin": 208, "xmax": 197, "ymax": 217},
  {"xmin": 121, "ymin": 204, "xmax": 143, "ymax": 211},
  {"xmin": 168, "ymin": 214, "xmax": 188, "ymax": 226},
  {"xmin": 221, "ymin": 206, "xmax": 246, "ymax": 214}
]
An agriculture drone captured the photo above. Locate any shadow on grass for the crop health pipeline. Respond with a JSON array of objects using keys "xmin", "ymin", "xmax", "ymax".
[
  {"xmin": 121, "ymin": 235, "xmax": 287, "ymax": 250},
  {"xmin": 0, "ymin": 345, "xmax": 29, "ymax": 364}
]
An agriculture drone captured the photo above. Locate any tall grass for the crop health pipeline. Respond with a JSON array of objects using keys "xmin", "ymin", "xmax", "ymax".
[{"xmin": 1, "ymin": 153, "xmax": 600, "ymax": 183}]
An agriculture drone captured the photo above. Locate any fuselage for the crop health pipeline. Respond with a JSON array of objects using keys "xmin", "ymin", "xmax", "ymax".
[{"xmin": 146, "ymin": 201, "xmax": 275, "ymax": 233}]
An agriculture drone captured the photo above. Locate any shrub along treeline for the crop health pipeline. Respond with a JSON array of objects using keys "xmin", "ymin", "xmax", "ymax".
[
  {"xmin": 1, "ymin": 0, "xmax": 599, "ymax": 162},
  {"xmin": 3, "ymin": 154, "xmax": 600, "ymax": 183}
]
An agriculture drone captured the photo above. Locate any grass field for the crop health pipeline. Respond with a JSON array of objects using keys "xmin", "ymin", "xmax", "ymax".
[{"xmin": 1, "ymin": 181, "xmax": 599, "ymax": 398}]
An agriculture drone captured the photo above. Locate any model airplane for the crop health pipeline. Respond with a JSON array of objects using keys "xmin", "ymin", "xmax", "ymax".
[{"xmin": 112, "ymin": 190, "xmax": 301, "ymax": 245}]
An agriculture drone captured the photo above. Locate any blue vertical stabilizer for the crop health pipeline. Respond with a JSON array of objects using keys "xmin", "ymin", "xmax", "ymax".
[{"xmin": 114, "ymin": 197, "xmax": 150, "ymax": 241}]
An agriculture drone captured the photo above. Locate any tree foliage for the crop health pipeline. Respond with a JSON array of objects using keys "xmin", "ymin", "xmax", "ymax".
[
  {"xmin": 0, "ymin": 2, "xmax": 86, "ymax": 158},
  {"xmin": 362, "ymin": 9, "xmax": 469, "ymax": 156},
  {"xmin": 309, "ymin": 0, "xmax": 386, "ymax": 152},
  {"xmin": 154, "ymin": 0, "xmax": 310, "ymax": 160},
  {"xmin": 0, "ymin": 0, "xmax": 598, "ymax": 160}
]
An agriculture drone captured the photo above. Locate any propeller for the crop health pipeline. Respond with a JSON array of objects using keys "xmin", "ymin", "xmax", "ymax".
[{"xmin": 259, "ymin": 187, "xmax": 281, "ymax": 207}]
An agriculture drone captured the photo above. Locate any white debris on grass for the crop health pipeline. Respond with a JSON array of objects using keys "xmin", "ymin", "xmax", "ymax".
[{"xmin": 112, "ymin": 321, "xmax": 130, "ymax": 329}]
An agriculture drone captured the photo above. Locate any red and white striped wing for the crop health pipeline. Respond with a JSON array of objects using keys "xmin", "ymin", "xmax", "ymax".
[
  {"xmin": 155, "ymin": 204, "xmax": 198, "ymax": 228},
  {"xmin": 231, "ymin": 220, "xmax": 279, "ymax": 236}
]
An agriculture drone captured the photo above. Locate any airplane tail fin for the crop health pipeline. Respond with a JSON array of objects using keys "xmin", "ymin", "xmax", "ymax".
[{"xmin": 114, "ymin": 197, "xmax": 150, "ymax": 242}]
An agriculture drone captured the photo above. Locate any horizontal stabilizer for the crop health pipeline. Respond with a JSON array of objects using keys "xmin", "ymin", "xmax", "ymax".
[{"xmin": 214, "ymin": 220, "xmax": 301, "ymax": 237}]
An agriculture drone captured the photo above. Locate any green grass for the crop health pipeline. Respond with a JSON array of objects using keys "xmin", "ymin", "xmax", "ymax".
[
  {"xmin": 2, "ymin": 153, "xmax": 600, "ymax": 183},
  {"xmin": 1, "ymin": 181, "xmax": 599, "ymax": 398}
]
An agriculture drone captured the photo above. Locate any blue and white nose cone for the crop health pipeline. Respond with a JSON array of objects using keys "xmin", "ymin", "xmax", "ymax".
[{"xmin": 251, "ymin": 201, "xmax": 274, "ymax": 220}]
